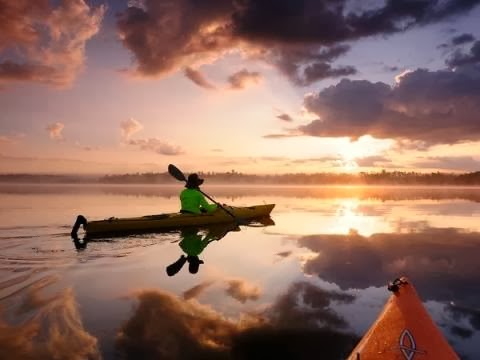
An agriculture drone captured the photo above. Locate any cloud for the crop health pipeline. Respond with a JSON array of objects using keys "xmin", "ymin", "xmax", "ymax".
[
  {"xmin": 0, "ymin": 133, "xmax": 25, "ymax": 145},
  {"xmin": 128, "ymin": 138, "xmax": 184, "ymax": 155},
  {"xmin": 116, "ymin": 285, "xmax": 358, "ymax": 359},
  {"xmin": 232, "ymin": 0, "xmax": 480, "ymax": 44},
  {"xmin": 412, "ymin": 156, "xmax": 480, "ymax": 171},
  {"xmin": 0, "ymin": 284, "xmax": 101, "ymax": 360},
  {"xmin": 446, "ymin": 40, "xmax": 480, "ymax": 67},
  {"xmin": 276, "ymin": 250, "xmax": 292, "ymax": 258},
  {"xmin": 227, "ymin": 69, "xmax": 261, "ymax": 89},
  {"xmin": 355, "ymin": 156, "xmax": 392, "ymax": 167},
  {"xmin": 121, "ymin": 118, "xmax": 144, "ymax": 140},
  {"xmin": 384, "ymin": 65, "xmax": 400, "ymax": 72},
  {"xmin": 225, "ymin": 279, "xmax": 261, "ymax": 303},
  {"xmin": 0, "ymin": 0, "xmax": 105, "ymax": 88},
  {"xmin": 184, "ymin": 67, "xmax": 216, "ymax": 89},
  {"xmin": 452, "ymin": 33, "xmax": 476, "ymax": 45},
  {"xmin": 259, "ymin": 44, "xmax": 357, "ymax": 86},
  {"xmin": 46, "ymin": 122, "xmax": 65, "ymax": 140},
  {"xmin": 295, "ymin": 64, "xmax": 480, "ymax": 145},
  {"xmin": 116, "ymin": 0, "xmax": 480, "ymax": 86},
  {"xmin": 277, "ymin": 113, "xmax": 293, "ymax": 122},
  {"xmin": 296, "ymin": 228, "xmax": 480, "ymax": 307},
  {"xmin": 289, "ymin": 156, "xmax": 342, "ymax": 164}
]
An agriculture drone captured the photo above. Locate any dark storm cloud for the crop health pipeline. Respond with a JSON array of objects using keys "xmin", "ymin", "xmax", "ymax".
[
  {"xmin": 184, "ymin": 67, "xmax": 216, "ymax": 89},
  {"xmin": 263, "ymin": 44, "xmax": 357, "ymax": 86},
  {"xmin": 232, "ymin": 0, "xmax": 480, "ymax": 44},
  {"xmin": 116, "ymin": 0, "xmax": 480, "ymax": 85},
  {"xmin": 452, "ymin": 33, "xmax": 475, "ymax": 45},
  {"xmin": 227, "ymin": 69, "xmax": 262, "ymax": 89},
  {"xmin": 447, "ymin": 40, "xmax": 480, "ymax": 67},
  {"xmin": 296, "ymin": 228, "xmax": 480, "ymax": 307},
  {"xmin": 296, "ymin": 65, "xmax": 480, "ymax": 144}
]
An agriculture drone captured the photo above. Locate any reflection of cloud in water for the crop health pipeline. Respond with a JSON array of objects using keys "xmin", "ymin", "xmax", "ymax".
[
  {"xmin": 225, "ymin": 279, "xmax": 261, "ymax": 304},
  {"xmin": 297, "ymin": 228, "xmax": 480, "ymax": 307},
  {"xmin": 447, "ymin": 304, "xmax": 480, "ymax": 331},
  {"xmin": 182, "ymin": 281, "xmax": 215, "ymax": 300},
  {"xmin": 116, "ymin": 289, "xmax": 252, "ymax": 359},
  {"xmin": 116, "ymin": 283, "xmax": 358, "ymax": 359},
  {"xmin": 0, "ymin": 287, "xmax": 100, "ymax": 360}
]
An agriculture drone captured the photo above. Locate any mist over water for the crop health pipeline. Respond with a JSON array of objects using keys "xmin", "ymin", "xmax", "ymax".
[{"xmin": 1, "ymin": 184, "xmax": 479, "ymax": 359}]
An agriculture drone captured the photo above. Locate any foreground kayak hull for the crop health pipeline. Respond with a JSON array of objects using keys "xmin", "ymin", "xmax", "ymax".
[
  {"xmin": 347, "ymin": 277, "xmax": 459, "ymax": 360},
  {"xmin": 81, "ymin": 204, "xmax": 275, "ymax": 237}
]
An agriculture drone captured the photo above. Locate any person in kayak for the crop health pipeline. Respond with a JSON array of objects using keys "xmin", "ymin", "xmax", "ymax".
[{"xmin": 180, "ymin": 173, "xmax": 217, "ymax": 214}]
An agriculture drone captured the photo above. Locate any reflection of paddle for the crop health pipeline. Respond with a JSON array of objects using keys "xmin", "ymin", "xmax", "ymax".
[
  {"xmin": 168, "ymin": 164, "xmax": 247, "ymax": 225},
  {"xmin": 166, "ymin": 255, "xmax": 187, "ymax": 276}
]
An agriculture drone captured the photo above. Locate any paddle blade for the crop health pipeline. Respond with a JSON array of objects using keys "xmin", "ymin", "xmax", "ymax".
[{"xmin": 168, "ymin": 164, "xmax": 187, "ymax": 182}]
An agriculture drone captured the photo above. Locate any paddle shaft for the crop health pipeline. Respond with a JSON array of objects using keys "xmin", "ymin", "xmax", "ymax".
[{"xmin": 198, "ymin": 189, "xmax": 239, "ymax": 221}]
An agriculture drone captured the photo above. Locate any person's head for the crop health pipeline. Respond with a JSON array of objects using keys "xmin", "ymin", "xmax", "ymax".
[
  {"xmin": 187, "ymin": 255, "xmax": 204, "ymax": 274},
  {"xmin": 185, "ymin": 173, "xmax": 204, "ymax": 189}
]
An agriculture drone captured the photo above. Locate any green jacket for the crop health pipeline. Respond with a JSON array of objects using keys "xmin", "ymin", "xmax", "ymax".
[
  {"xmin": 180, "ymin": 188, "xmax": 217, "ymax": 214},
  {"xmin": 179, "ymin": 232, "xmax": 210, "ymax": 256}
]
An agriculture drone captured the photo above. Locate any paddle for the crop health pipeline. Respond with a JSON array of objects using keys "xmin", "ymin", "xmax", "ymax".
[{"xmin": 168, "ymin": 164, "xmax": 247, "ymax": 225}]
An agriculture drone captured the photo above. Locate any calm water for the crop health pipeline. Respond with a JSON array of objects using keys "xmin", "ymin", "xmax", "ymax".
[{"xmin": 1, "ymin": 184, "xmax": 479, "ymax": 359}]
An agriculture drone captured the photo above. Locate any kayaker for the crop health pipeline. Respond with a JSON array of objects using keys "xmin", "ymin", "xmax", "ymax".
[{"xmin": 180, "ymin": 173, "xmax": 217, "ymax": 214}]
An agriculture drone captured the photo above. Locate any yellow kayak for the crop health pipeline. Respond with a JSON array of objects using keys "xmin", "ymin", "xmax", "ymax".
[
  {"xmin": 347, "ymin": 277, "xmax": 459, "ymax": 359},
  {"xmin": 72, "ymin": 204, "xmax": 275, "ymax": 237}
]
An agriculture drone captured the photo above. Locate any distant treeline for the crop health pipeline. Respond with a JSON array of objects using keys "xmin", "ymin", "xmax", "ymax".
[
  {"xmin": 0, "ymin": 174, "xmax": 96, "ymax": 183},
  {"xmin": 1, "ymin": 171, "xmax": 480, "ymax": 185},
  {"xmin": 99, "ymin": 170, "xmax": 480, "ymax": 185}
]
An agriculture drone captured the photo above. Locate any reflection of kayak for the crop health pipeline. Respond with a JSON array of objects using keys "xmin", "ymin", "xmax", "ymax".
[
  {"xmin": 347, "ymin": 277, "xmax": 459, "ymax": 360},
  {"xmin": 73, "ymin": 204, "xmax": 275, "ymax": 237}
]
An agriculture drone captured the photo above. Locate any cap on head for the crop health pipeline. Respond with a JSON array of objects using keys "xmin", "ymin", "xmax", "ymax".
[{"xmin": 186, "ymin": 173, "xmax": 204, "ymax": 188}]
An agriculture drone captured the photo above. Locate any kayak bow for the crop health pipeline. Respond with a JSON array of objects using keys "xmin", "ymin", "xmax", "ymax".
[{"xmin": 347, "ymin": 277, "xmax": 459, "ymax": 360}]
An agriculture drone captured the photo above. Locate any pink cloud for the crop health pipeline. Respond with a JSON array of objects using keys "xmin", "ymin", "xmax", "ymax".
[
  {"xmin": 46, "ymin": 122, "xmax": 65, "ymax": 141},
  {"xmin": 0, "ymin": 0, "xmax": 105, "ymax": 88},
  {"xmin": 120, "ymin": 118, "xmax": 144, "ymax": 140}
]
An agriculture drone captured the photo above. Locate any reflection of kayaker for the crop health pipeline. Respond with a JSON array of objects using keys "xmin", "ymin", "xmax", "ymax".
[
  {"xmin": 347, "ymin": 277, "xmax": 459, "ymax": 359},
  {"xmin": 166, "ymin": 224, "xmax": 239, "ymax": 276}
]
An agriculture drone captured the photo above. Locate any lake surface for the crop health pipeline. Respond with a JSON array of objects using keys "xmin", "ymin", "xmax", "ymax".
[{"xmin": 1, "ymin": 184, "xmax": 479, "ymax": 359}]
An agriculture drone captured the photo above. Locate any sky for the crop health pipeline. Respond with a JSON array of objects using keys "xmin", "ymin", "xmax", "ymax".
[{"xmin": 0, "ymin": 0, "xmax": 480, "ymax": 175}]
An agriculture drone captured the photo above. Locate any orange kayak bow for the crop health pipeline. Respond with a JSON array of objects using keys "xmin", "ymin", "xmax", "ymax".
[{"xmin": 347, "ymin": 277, "xmax": 459, "ymax": 359}]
